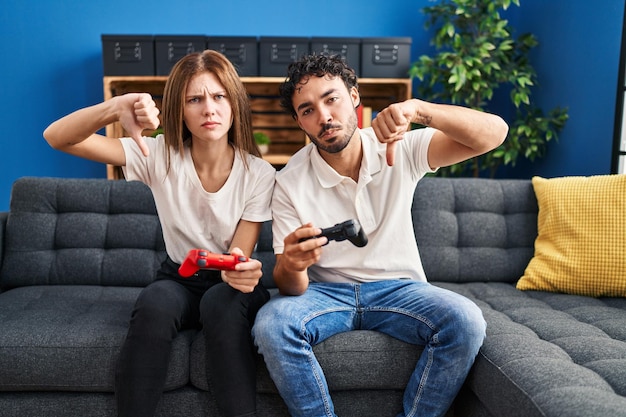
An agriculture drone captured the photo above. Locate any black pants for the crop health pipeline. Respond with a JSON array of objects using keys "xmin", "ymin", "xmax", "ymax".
[{"xmin": 115, "ymin": 257, "xmax": 270, "ymax": 417}]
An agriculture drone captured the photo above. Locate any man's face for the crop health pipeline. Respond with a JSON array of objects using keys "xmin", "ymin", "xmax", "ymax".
[{"xmin": 292, "ymin": 75, "xmax": 360, "ymax": 154}]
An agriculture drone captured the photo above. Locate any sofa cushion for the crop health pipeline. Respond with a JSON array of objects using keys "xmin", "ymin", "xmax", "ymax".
[
  {"xmin": 517, "ymin": 175, "xmax": 626, "ymax": 297},
  {"xmin": 0, "ymin": 285, "xmax": 191, "ymax": 392},
  {"xmin": 190, "ymin": 329, "xmax": 422, "ymax": 393},
  {"xmin": 436, "ymin": 281, "xmax": 626, "ymax": 417},
  {"xmin": 254, "ymin": 220, "xmax": 277, "ymax": 290},
  {"xmin": 412, "ymin": 178, "xmax": 537, "ymax": 284},
  {"xmin": 0, "ymin": 177, "xmax": 166, "ymax": 290}
]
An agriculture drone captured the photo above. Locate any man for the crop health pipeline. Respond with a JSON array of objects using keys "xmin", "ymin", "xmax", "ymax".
[{"xmin": 252, "ymin": 54, "xmax": 508, "ymax": 417}]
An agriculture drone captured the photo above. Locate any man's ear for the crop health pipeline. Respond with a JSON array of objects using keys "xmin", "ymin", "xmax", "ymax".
[{"xmin": 351, "ymin": 86, "xmax": 361, "ymax": 109}]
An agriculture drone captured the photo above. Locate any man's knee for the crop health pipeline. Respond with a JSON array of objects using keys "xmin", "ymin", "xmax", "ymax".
[
  {"xmin": 251, "ymin": 302, "xmax": 275, "ymax": 340},
  {"xmin": 251, "ymin": 299, "xmax": 292, "ymax": 351},
  {"xmin": 450, "ymin": 298, "xmax": 486, "ymax": 351}
]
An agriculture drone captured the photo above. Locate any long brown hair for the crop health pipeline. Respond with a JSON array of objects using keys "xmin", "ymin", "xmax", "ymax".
[{"xmin": 161, "ymin": 49, "xmax": 260, "ymax": 172}]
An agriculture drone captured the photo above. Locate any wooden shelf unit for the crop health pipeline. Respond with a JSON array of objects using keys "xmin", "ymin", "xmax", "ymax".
[{"xmin": 103, "ymin": 76, "xmax": 412, "ymax": 179}]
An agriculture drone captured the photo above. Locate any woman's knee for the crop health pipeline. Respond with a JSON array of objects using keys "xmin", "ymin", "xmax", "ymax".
[
  {"xmin": 201, "ymin": 283, "xmax": 269, "ymax": 318},
  {"xmin": 130, "ymin": 281, "xmax": 187, "ymax": 335},
  {"xmin": 200, "ymin": 283, "xmax": 233, "ymax": 318}
]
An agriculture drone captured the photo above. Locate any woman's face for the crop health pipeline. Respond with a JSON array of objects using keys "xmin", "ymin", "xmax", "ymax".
[{"xmin": 183, "ymin": 71, "xmax": 233, "ymax": 144}]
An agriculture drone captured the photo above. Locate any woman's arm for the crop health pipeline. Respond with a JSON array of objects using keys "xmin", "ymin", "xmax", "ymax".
[
  {"xmin": 43, "ymin": 93, "xmax": 159, "ymax": 165},
  {"xmin": 223, "ymin": 220, "xmax": 265, "ymax": 293}
]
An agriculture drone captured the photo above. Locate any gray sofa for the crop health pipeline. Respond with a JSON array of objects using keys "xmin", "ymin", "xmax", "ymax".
[{"xmin": 0, "ymin": 176, "xmax": 625, "ymax": 417}]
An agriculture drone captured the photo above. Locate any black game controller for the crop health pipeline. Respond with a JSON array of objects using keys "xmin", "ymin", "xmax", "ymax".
[{"xmin": 302, "ymin": 219, "xmax": 368, "ymax": 247}]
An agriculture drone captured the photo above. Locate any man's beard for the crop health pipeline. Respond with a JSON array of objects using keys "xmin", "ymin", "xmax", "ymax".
[{"xmin": 307, "ymin": 111, "xmax": 359, "ymax": 154}]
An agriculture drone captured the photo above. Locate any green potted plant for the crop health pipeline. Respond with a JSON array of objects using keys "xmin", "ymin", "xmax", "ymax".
[
  {"xmin": 409, "ymin": 0, "xmax": 568, "ymax": 177},
  {"xmin": 150, "ymin": 127, "xmax": 164, "ymax": 137},
  {"xmin": 254, "ymin": 132, "xmax": 271, "ymax": 155}
]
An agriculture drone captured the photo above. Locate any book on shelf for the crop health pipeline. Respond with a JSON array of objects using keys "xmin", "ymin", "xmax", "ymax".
[
  {"xmin": 362, "ymin": 106, "xmax": 372, "ymax": 128},
  {"xmin": 357, "ymin": 106, "xmax": 373, "ymax": 128}
]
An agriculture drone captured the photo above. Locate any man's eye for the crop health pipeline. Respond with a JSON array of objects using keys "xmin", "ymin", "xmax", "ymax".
[{"xmin": 301, "ymin": 108, "xmax": 312, "ymax": 116}]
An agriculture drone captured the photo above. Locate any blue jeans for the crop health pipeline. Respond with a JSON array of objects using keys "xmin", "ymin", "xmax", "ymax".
[{"xmin": 252, "ymin": 280, "xmax": 486, "ymax": 417}]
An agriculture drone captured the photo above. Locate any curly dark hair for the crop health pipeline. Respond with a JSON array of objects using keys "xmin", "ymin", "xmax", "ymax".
[{"xmin": 279, "ymin": 54, "xmax": 359, "ymax": 118}]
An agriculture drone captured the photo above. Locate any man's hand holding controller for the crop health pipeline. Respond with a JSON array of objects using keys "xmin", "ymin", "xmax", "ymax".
[
  {"xmin": 299, "ymin": 219, "xmax": 368, "ymax": 247},
  {"xmin": 276, "ymin": 219, "xmax": 369, "ymax": 295}
]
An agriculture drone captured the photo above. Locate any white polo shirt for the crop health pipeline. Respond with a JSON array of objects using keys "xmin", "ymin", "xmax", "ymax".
[
  {"xmin": 121, "ymin": 135, "xmax": 276, "ymax": 263},
  {"xmin": 272, "ymin": 126, "xmax": 436, "ymax": 283}
]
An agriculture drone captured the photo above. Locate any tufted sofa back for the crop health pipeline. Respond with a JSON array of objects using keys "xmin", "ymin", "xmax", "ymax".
[
  {"xmin": 412, "ymin": 177, "xmax": 538, "ymax": 283},
  {"xmin": 0, "ymin": 177, "xmax": 166, "ymax": 290},
  {"xmin": 0, "ymin": 176, "xmax": 539, "ymax": 291},
  {"xmin": 252, "ymin": 177, "xmax": 539, "ymax": 286}
]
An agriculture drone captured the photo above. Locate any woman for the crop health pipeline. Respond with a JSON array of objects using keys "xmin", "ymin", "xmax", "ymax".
[{"xmin": 44, "ymin": 50, "xmax": 276, "ymax": 417}]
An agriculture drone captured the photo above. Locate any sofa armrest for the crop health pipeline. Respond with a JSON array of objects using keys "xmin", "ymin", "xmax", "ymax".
[{"xmin": 0, "ymin": 211, "xmax": 7, "ymax": 282}]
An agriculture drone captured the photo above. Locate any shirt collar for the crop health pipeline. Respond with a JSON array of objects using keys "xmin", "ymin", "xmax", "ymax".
[{"xmin": 310, "ymin": 128, "xmax": 383, "ymax": 188}]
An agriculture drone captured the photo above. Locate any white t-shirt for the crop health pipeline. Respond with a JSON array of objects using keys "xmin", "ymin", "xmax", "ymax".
[
  {"xmin": 121, "ymin": 135, "xmax": 276, "ymax": 263},
  {"xmin": 272, "ymin": 127, "xmax": 436, "ymax": 283}
]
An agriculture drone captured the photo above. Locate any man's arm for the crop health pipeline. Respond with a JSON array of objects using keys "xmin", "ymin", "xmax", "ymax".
[{"xmin": 371, "ymin": 98, "xmax": 508, "ymax": 167}]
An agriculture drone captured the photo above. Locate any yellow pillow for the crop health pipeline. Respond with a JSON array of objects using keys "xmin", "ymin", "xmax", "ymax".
[{"xmin": 517, "ymin": 175, "xmax": 626, "ymax": 297}]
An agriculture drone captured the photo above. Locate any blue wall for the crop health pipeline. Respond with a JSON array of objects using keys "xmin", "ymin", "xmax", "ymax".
[
  {"xmin": 503, "ymin": 1, "xmax": 625, "ymax": 179},
  {"xmin": 1, "ymin": 0, "xmax": 624, "ymax": 210}
]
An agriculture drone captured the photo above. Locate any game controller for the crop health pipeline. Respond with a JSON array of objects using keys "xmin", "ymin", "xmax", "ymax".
[
  {"xmin": 301, "ymin": 219, "xmax": 368, "ymax": 247},
  {"xmin": 178, "ymin": 249, "xmax": 249, "ymax": 277}
]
